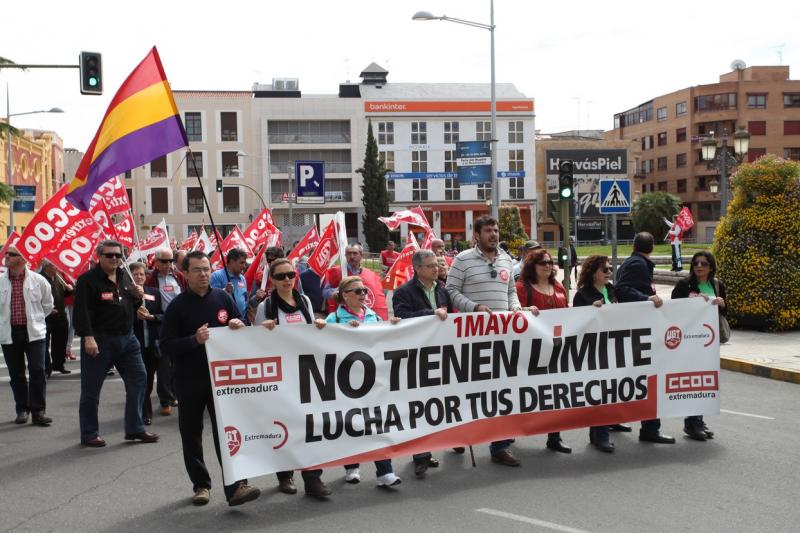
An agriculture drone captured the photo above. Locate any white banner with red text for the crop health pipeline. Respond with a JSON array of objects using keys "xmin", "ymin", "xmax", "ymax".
[{"xmin": 205, "ymin": 298, "xmax": 721, "ymax": 483}]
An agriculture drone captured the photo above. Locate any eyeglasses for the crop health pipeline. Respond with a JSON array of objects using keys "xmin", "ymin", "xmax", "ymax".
[
  {"xmin": 157, "ymin": 258, "xmax": 174, "ymax": 263},
  {"xmin": 489, "ymin": 265, "xmax": 498, "ymax": 278},
  {"xmin": 272, "ymin": 271, "xmax": 296, "ymax": 281},
  {"xmin": 602, "ymin": 267, "xmax": 613, "ymax": 274},
  {"xmin": 692, "ymin": 261, "xmax": 710, "ymax": 267},
  {"xmin": 189, "ymin": 267, "xmax": 211, "ymax": 274},
  {"xmin": 344, "ymin": 287, "xmax": 368, "ymax": 295},
  {"xmin": 102, "ymin": 253, "xmax": 123, "ymax": 259},
  {"xmin": 537, "ymin": 260, "xmax": 555, "ymax": 267},
  {"xmin": 5, "ymin": 251, "xmax": 20, "ymax": 257}
]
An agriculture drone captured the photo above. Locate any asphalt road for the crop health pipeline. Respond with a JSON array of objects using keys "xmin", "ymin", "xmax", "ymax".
[{"xmin": 0, "ymin": 362, "xmax": 797, "ymax": 533}]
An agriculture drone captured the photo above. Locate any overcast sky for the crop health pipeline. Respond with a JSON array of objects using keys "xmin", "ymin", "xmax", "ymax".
[{"xmin": 3, "ymin": 0, "xmax": 799, "ymax": 151}]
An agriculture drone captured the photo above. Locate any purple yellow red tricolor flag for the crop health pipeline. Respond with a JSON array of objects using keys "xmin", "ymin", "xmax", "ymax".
[{"xmin": 66, "ymin": 46, "xmax": 188, "ymax": 210}]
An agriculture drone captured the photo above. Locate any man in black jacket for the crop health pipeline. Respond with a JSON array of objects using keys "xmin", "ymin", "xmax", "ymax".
[
  {"xmin": 392, "ymin": 249, "xmax": 460, "ymax": 477},
  {"xmin": 615, "ymin": 232, "xmax": 674, "ymax": 444}
]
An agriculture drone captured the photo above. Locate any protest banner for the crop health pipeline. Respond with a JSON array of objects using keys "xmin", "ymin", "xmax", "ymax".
[{"xmin": 205, "ymin": 298, "xmax": 721, "ymax": 483}]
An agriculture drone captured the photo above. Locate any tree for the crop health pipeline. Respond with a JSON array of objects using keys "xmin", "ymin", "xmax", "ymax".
[
  {"xmin": 713, "ymin": 154, "xmax": 800, "ymax": 330},
  {"xmin": 499, "ymin": 204, "xmax": 528, "ymax": 251},
  {"xmin": 357, "ymin": 121, "xmax": 389, "ymax": 252},
  {"xmin": 631, "ymin": 191, "xmax": 681, "ymax": 241}
]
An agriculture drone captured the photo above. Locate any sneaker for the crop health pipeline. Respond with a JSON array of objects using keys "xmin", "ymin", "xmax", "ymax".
[
  {"xmin": 344, "ymin": 467, "xmax": 361, "ymax": 484},
  {"xmin": 376, "ymin": 472, "xmax": 402, "ymax": 487},
  {"xmin": 228, "ymin": 483, "xmax": 261, "ymax": 507},
  {"xmin": 192, "ymin": 487, "xmax": 210, "ymax": 506}
]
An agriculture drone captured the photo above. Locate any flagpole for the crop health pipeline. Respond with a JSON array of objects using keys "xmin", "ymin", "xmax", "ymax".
[{"xmin": 188, "ymin": 147, "xmax": 229, "ymax": 282}]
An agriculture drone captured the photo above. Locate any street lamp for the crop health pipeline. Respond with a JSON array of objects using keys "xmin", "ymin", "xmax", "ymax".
[
  {"xmin": 700, "ymin": 126, "xmax": 749, "ymax": 217},
  {"xmin": 413, "ymin": 1, "xmax": 499, "ymax": 221},
  {"xmin": 5, "ymin": 84, "xmax": 64, "ymax": 237}
]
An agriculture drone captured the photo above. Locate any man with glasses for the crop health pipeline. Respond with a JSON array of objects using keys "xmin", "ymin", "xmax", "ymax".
[
  {"xmin": 73, "ymin": 240, "xmax": 158, "ymax": 447},
  {"xmin": 392, "ymin": 249, "xmax": 459, "ymax": 476},
  {"xmin": 160, "ymin": 250, "xmax": 261, "ymax": 507},
  {"xmin": 0, "ymin": 245, "xmax": 54, "ymax": 426},
  {"xmin": 144, "ymin": 247, "xmax": 182, "ymax": 415},
  {"xmin": 446, "ymin": 216, "xmax": 529, "ymax": 467}
]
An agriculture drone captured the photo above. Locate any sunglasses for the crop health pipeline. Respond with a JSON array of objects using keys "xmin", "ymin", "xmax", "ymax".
[
  {"xmin": 537, "ymin": 260, "xmax": 554, "ymax": 266},
  {"xmin": 692, "ymin": 261, "xmax": 710, "ymax": 267},
  {"xmin": 602, "ymin": 267, "xmax": 613, "ymax": 274},
  {"xmin": 157, "ymin": 258, "xmax": 174, "ymax": 263},
  {"xmin": 5, "ymin": 251, "xmax": 20, "ymax": 257},
  {"xmin": 489, "ymin": 265, "xmax": 498, "ymax": 278},
  {"xmin": 102, "ymin": 253, "xmax": 123, "ymax": 259},
  {"xmin": 344, "ymin": 287, "xmax": 368, "ymax": 296},
  {"xmin": 272, "ymin": 271, "xmax": 296, "ymax": 281}
]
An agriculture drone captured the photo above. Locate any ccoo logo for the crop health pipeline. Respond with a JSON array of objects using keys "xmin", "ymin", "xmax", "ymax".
[
  {"xmin": 225, "ymin": 426, "xmax": 242, "ymax": 456},
  {"xmin": 664, "ymin": 326, "xmax": 682, "ymax": 349}
]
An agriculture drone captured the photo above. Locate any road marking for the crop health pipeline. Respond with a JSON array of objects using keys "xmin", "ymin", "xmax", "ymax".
[
  {"xmin": 476, "ymin": 508, "xmax": 592, "ymax": 533},
  {"xmin": 720, "ymin": 408, "xmax": 775, "ymax": 420}
]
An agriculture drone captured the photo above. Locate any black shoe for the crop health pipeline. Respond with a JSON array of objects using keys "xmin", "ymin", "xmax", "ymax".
[
  {"xmin": 639, "ymin": 432, "xmax": 676, "ymax": 444},
  {"xmin": 81, "ymin": 436, "xmax": 107, "ymax": 447},
  {"xmin": 143, "ymin": 417, "xmax": 152, "ymax": 426},
  {"xmin": 124, "ymin": 431, "xmax": 160, "ymax": 443},
  {"xmin": 56, "ymin": 368, "xmax": 72, "ymax": 375},
  {"xmin": 593, "ymin": 440, "xmax": 615, "ymax": 453},
  {"xmin": 31, "ymin": 413, "xmax": 52, "ymax": 426},
  {"xmin": 546, "ymin": 438, "xmax": 572, "ymax": 454},
  {"xmin": 427, "ymin": 457, "xmax": 439, "ymax": 468},
  {"xmin": 414, "ymin": 461, "xmax": 428, "ymax": 477},
  {"xmin": 609, "ymin": 423, "xmax": 632, "ymax": 432},
  {"xmin": 278, "ymin": 476, "xmax": 297, "ymax": 495},
  {"xmin": 683, "ymin": 426, "xmax": 708, "ymax": 441},
  {"xmin": 703, "ymin": 423, "xmax": 715, "ymax": 439},
  {"xmin": 304, "ymin": 478, "xmax": 331, "ymax": 498},
  {"xmin": 15, "ymin": 410, "xmax": 30, "ymax": 424},
  {"xmin": 452, "ymin": 447, "xmax": 466, "ymax": 454}
]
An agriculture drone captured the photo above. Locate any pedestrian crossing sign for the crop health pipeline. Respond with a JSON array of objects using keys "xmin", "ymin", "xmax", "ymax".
[{"xmin": 599, "ymin": 179, "xmax": 632, "ymax": 214}]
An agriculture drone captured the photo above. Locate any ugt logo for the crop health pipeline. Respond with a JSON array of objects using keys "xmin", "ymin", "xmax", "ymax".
[
  {"xmin": 664, "ymin": 326, "xmax": 682, "ymax": 350},
  {"xmin": 225, "ymin": 426, "xmax": 241, "ymax": 457}
]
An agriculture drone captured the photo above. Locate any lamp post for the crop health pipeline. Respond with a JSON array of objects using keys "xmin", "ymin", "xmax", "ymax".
[
  {"xmin": 701, "ymin": 126, "xmax": 750, "ymax": 218},
  {"xmin": 413, "ymin": 1, "xmax": 499, "ymax": 221}
]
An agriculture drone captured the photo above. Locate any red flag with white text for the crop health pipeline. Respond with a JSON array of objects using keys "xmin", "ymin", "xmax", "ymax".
[
  {"xmin": 287, "ymin": 225, "xmax": 320, "ymax": 261},
  {"xmin": 307, "ymin": 221, "xmax": 339, "ymax": 277}
]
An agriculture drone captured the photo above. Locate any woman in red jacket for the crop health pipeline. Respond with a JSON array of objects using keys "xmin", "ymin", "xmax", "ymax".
[{"xmin": 515, "ymin": 248, "xmax": 571, "ymax": 454}]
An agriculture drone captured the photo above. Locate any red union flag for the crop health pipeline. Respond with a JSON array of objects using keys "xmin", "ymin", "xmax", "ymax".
[
  {"xmin": 89, "ymin": 176, "xmax": 131, "ymax": 216},
  {"xmin": 45, "ymin": 223, "xmax": 104, "ymax": 282},
  {"xmin": 242, "ymin": 208, "xmax": 276, "ymax": 251},
  {"xmin": 90, "ymin": 199, "xmax": 118, "ymax": 241},
  {"xmin": 129, "ymin": 219, "xmax": 169, "ymax": 262},
  {"xmin": 192, "ymin": 227, "xmax": 213, "ymax": 253},
  {"xmin": 378, "ymin": 206, "xmax": 431, "ymax": 231},
  {"xmin": 287, "ymin": 226, "xmax": 320, "ymax": 261},
  {"xmin": 307, "ymin": 221, "xmax": 339, "ymax": 277},
  {"xmin": 115, "ymin": 209, "xmax": 135, "ymax": 249},
  {"xmin": 180, "ymin": 230, "xmax": 198, "ymax": 251},
  {"xmin": 676, "ymin": 207, "xmax": 695, "ymax": 231},
  {"xmin": 383, "ymin": 233, "xmax": 419, "ymax": 290},
  {"xmin": 210, "ymin": 227, "xmax": 254, "ymax": 271}
]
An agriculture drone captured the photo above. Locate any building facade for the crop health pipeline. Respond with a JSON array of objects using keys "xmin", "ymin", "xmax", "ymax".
[
  {"xmin": 127, "ymin": 64, "xmax": 536, "ymax": 248},
  {"xmin": 607, "ymin": 64, "xmax": 800, "ymax": 242}
]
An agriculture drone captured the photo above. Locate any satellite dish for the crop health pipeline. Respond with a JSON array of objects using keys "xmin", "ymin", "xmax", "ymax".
[{"xmin": 731, "ymin": 59, "xmax": 747, "ymax": 70}]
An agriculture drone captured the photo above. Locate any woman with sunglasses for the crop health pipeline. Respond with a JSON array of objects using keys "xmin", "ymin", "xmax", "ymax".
[
  {"xmin": 325, "ymin": 276, "xmax": 403, "ymax": 487},
  {"xmin": 573, "ymin": 255, "xmax": 632, "ymax": 453},
  {"xmin": 671, "ymin": 251, "xmax": 726, "ymax": 441},
  {"xmin": 255, "ymin": 259, "xmax": 332, "ymax": 498},
  {"xmin": 515, "ymin": 248, "xmax": 571, "ymax": 454}
]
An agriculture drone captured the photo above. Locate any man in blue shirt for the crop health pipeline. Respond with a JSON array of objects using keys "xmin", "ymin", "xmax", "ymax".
[{"xmin": 210, "ymin": 249, "xmax": 248, "ymax": 320}]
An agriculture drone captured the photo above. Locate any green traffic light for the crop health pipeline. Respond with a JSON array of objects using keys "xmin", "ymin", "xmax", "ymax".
[
  {"xmin": 89, "ymin": 77, "xmax": 98, "ymax": 87},
  {"xmin": 560, "ymin": 188, "xmax": 572, "ymax": 198}
]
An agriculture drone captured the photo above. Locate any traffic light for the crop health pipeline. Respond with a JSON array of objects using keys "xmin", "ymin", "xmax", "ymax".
[
  {"xmin": 216, "ymin": 179, "xmax": 223, "ymax": 193},
  {"xmin": 79, "ymin": 52, "xmax": 103, "ymax": 95},
  {"xmin": 558, "ymin": 160, "xmax": 574, "ymax": 199}
]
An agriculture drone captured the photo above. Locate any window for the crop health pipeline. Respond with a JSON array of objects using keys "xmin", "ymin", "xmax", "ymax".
[
  {"xmin": 124, "ymin": 170, "xmax": 132, "ymax": 179},
  {"xmin": 126, "ymin": 188, "xmax": 133, "ymax": 206},
  {"xmin": 221, "ymin": 151, "xmax": 239, "ymax": 177},
  {"xmin": 411, "ymin": 122, "xmax": 427, "ymax": 144},
  {"xmin": 677, "ymin": 179, "xmax": 687, "ymax": 193},
  {"xmin": 412, "ymin": 178, "xmax": 428, "ymax": 201},
  {"xmin": 657, "ymin": 132, "xmax": 667, "ymax": 146},
  {"xmin": 411, "ymin": 150, "xmax": 427, "ymax": 172},
  {"xmin": 220, "ymin": 112, "xmax": 238, "ymax": 141},
  {"xmin": 150, "ymin": 156, "xmax": 167, "ymax": 178},
  {"xmin": 657, "ymin": 157, "xmax": 667, "ymax": 171},
  {"xmin": 444, "ymin": 150, "xmax": 456, "ymax": 172},
  {"xmin": 614, "ymin": 101, "xmax": 653, "ymax": 128},
  {"xmin": 150, "ymin": 187, "xmax": 168, "ymax": 213},
  {"xmin": 444, "ymin": 121, "xmax": 460, "ymax": 144},
  {"xmin": 642, "ymin": 136, "xmax": 654, "ymax": 150},
  {"xmin": 387, "ymin": 179, "xmax": 395, "ymax": 202},
  {"xmin": 379, "ymin": 151, "xmax": 395, "ymax": 171},
  {"xmin": 783, "ymin": 93, "xmax": 800, "ymax": 108},
  {"xmin": 747, "ymin": 94, "xmax": 767, "ymax": 109},
  {"xmin": 377, "ymin": 122, "xmax": 394, "ymax": 144},
  {"xmin": 747, "ymin": 148, "xmax": 767, "ymax": 163},
  {"xmin": 658, "ymin": 181, "xmax": 668, "ymax": 192},
  {"xmin": 784, "ymin": 147, "xmax": 800, "ymax": 160},
  {"xmin": 445, "ymin": 178, "xmax": 460, "ymax": 200},
  {"xmin": 508, "ymin": 149, "xmax": 524, "ymax": 172},
  {"xmin": 695, "ymin": 93, "xmax": 737, "ymax": 112},
  {"xmin": 508, "ymin": 120, "xmax": 523, "ymax": 143},
  {"xmin": 186, "ymin": 151, "xmax": 203, "ymax": 178},
  {"xmin": 676, "ymin": 153, "xmax": 687, "ymax": 167},
  {"xmin": 270, "ymin": 149, "xmax": 352, "ymax": 173},
  {"xmin": 697, "ymin": 202, "xmax": 721, "ymax": 222},
  {"xmin": 476, "ymin": 121, "xmax": 492, "ymax": 141},
  {"xmin": 676, "ymin": 127, "xmax": 687, "ymax": 142},
  {"xmin": 657, "ymin": 107, "xmax": 667, "ymax": 121},
  {"xmin": 187, "ymin": 187, "xmax": 204, "ymax": 213},
  {"xmin": 509, "ymin": 177, "xmax": 525, "ymax": 199},
  {"xmin": 268, "ymin": 120, "xmax": 350, "ymax": 144},
  {"xmin": 642, "ymin": 159, "xmax": 653, "ymax": 174},
  {"xmin": 676, "ymin": 102, "xmax": 687, "ymax": 116},
  {"xmin": 185, "ymin": 112, "xmax": 202, "ymax": 142},
  {"xmin": 477, "ymin": 183, "xmax": 491, "ymax": 200},
  {"xmin": 222, "ymin": 187, "xmax": 240, "ymax": 212},
  {"xmin": 784, "ymin": 121, "xmax": 800, "ymax": 135},
  {"xmin": 748, "ymin": 121, "xmax": 766, "ymax": 136}
]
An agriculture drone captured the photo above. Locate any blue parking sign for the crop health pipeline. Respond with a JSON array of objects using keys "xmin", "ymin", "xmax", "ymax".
[{"xmin": 295, "ymin": 161, "xmax": 325, "ymax": 204}]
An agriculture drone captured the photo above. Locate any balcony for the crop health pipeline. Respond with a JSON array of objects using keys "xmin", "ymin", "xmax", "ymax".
[{"xmin": 268, "ymin": 133, "xmax": 351, "ymax": 144}]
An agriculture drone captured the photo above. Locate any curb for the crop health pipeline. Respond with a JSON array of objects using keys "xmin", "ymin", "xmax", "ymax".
[{"xmin": 721, "ymin": 356, "xmax": 800, "ymax": 385}]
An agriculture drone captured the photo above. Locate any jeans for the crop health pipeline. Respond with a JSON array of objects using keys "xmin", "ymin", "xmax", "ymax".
[
  {"xmin": 79, "ymin": 332, "xmax": 146, "ymax": 441},
  {"xmin": 489, "ymin": 439, "xmax": 513, "ymax": 456},
  {"xmin": 344, "ymin": 460, "xmax": 393, "ymax": 477},
  {"xmin": 2, "ymin": 327, "xmax": 47, "ymax": 415}
]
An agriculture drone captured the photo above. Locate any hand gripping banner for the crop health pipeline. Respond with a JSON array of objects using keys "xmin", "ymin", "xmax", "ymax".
[{"xmin": 205, "ymin": 298, "xmax": 721, "ymax": 483}]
